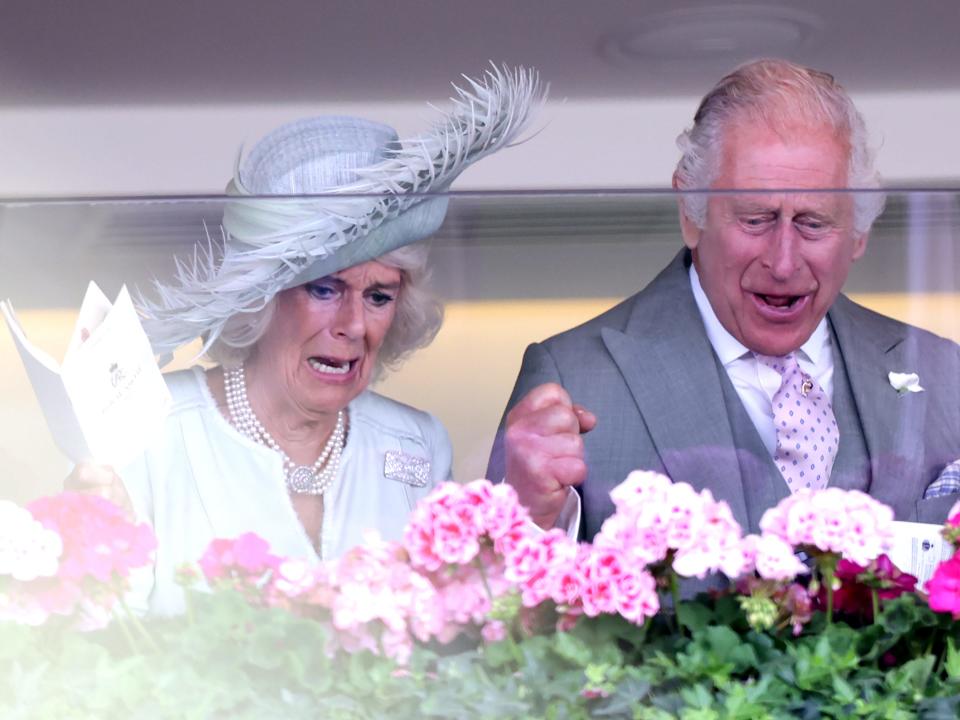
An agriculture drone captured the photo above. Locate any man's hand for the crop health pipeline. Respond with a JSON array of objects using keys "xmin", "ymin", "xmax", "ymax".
[
  {"xmin": 504, "ymin": 383, "xmax": 596, "ymax": 529},
  {"xmin": 64, "ymin": 462, "xmax": 134, "ymax": 518}
]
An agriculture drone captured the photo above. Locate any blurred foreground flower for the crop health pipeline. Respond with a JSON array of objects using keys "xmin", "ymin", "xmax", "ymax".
[{"xmin": 2, "ymin": 493, "xmax": 155, "ymax": 628}]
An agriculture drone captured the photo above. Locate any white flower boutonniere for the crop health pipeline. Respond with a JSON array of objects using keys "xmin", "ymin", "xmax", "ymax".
[{"xmin": 888, "ymin": 371, "xmax": 924, "ymax": 396}]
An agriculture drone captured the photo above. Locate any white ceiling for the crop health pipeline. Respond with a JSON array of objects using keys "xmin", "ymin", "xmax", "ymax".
[{"xmin": 2, "ymin": 0, "xmax": 959, "ymax": 107}]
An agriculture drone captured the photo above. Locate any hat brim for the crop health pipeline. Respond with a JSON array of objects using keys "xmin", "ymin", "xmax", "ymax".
[
  {"xmin": 280, "ymin": 195, "xmax": 449, "ymax": 290},
  {"xmin": 139, "ymin": 65, "xmax": 543, "ymax": 358}
]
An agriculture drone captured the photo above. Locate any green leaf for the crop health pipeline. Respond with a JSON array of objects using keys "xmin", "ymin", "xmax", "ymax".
[
  {"xmin": 703, "ymin": 625, "xmax": 741, "ymax": 658},
  {"xmin": 677, "ymin": 602, "xmax": 713, "ymax": 633},
  {"xmin": 889, "ymin": 655, "xmax": 936, "ymax": 700},
  {"xmin": 830, "ymin": 674, "xmax": 857, "ymax": 705},
  {"xmin": 552, "ymin": 631, "xmax": 594, "ymax": 667},
  {"xmin": 945, "ymin": 636, "xmax": 960, "ymax": 681},
  {"xmin": 482, "ymin": 638, "xmax": 519, "ymax": 669}
]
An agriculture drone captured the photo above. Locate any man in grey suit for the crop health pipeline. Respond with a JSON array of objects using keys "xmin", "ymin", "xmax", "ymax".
[{"xmin": 489, "ymin": 59, "xmax": 960, "ymax": 540}]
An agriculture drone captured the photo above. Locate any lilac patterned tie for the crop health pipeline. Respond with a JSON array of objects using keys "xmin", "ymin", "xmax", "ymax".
[{"xmin": 756, "ymin": 352, "xmax": 838, "ymax": 492}]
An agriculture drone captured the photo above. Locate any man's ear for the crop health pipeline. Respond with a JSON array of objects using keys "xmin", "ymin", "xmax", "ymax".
[
  {"xmin": 851, "ymin": 231, "xmax": 869, "ymax": 261},
  {"xmin": 673, "ymin": 171, "xmax": 702, "ymax": 250}
]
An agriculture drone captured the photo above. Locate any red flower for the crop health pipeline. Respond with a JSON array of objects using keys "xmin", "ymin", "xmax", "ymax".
[{"xmin": 829, "ymin": 554, "xmax": 917, "ymax": 620}]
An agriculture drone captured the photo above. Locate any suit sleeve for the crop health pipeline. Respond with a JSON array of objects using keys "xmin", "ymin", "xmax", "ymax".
[{"xmin": 485, "ymin": 341, "xmax": 562, "ymax": 483}]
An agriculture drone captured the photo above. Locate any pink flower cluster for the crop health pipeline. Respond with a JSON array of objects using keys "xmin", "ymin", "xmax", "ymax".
[
  {"xmin": 926, "ymin": 503, "xmax": 960, "ymax": 619},
  {"xmin": 199, "ymin": 532, "xmax": 281, "ymax": 589},
  {"xmin": 927, "ymin": 555, "xmax": 960, "ymax": 619},
  {"xmin": 403, "ymin": 480, "xmax": 528, "ymax": 571},
  {"xmin": 0, "ymin": 493, "xmax": 156, "ymax": 628},
  {"xmin": 596, "ymin": 471, "xmax": 749, "ymax": 579},
  {"xmin": 740, "ymin": 533, "xmax": 809, "ymax": 582},
  {"xmin": 570, "ymin": 544, "xmax": 659, "ymax": 622},
  {"xmin": 405, "ymin": 478, "xmax": 665, "ymax": 630},
  {"xmin": 502, "ymin": 528, "xmax": 578, "ymax": 608},
  {"xmin": 196, "ymin": 525, "xmax": 510, "ymax": 663},
  {"xmin": 758, "ymin": 488, "xmax": 895, "ymax": 566},
  {"xmin": 322, "ymin": 536, "xmax": 444, "ymax": 664},
  {"xmin": 403, "ymin": 481, "xmax": 531, "ymax": 640}
]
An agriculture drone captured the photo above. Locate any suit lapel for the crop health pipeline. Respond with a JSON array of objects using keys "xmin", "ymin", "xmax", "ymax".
[
  {"xmin": 829, "ymin": 295, "xmax": 925, "ymax": 501},
  {"xmin": 599, "ymin": 251, "xmax": 750, "ymax": 529}
]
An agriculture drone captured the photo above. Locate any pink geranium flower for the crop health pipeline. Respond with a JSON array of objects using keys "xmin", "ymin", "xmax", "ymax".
[
  {"xmin": 403, "ymin": 483, "xmax": 483, "ymax": 571},
  {"xmin": 481, "ymin": 620, "xmax": 507, "ymax": 643},
  {"xmin": 503, "ymin": 528, "xmax": 577, "ymax": 608},
  {"xmin": 2, "ymin": 492, "xmax": 156, "ymax": 627},
  {"xmin": 759, "ymin": 489, "xmax": 895, "ymax": 566},
  {"xmin": 28, "ymin": 492, "xmax": 155, "ymax": 585},
  {"xmin": 926, "ymin": 554, "xmax": 960, "ymax": 619},
  {"xmin": 198, "ymin": 532, "xmax": 280, "ymax": 585},
  {"xmin": 597, "ymin": 471, "xmax": 748, "ymax": 582},
  {"xmin": 743, "ymin": 534, "xmax": 809, "ymax": 582}
]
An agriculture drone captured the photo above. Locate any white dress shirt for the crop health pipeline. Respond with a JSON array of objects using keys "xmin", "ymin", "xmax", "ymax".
[
  {"xmin": 555, "ymin": 265, "xmax": 838, "ymax": 537},
  {"xmin": 689, "ymin": 264, "xmax": 835, "ymax": 457}
]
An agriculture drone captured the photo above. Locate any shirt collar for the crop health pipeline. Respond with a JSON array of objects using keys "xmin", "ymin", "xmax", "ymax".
[{"xmin": 689, "ymin": 263, "xmax": 829, "ymax": 367}]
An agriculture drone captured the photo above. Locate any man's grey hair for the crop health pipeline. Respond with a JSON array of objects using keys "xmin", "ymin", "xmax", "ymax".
[
  {"xmin": 674, "ymin": 58, "xmax": 885, "ymax": 234},
  {"xmin": 206, "ymin": 242, "xmax": 443, "ymax": 378}
]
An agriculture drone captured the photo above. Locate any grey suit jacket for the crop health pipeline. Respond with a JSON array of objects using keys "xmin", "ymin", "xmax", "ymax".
[{"xmin": 489, "ymin": 250, "xmax": 960, "ymax": 539}]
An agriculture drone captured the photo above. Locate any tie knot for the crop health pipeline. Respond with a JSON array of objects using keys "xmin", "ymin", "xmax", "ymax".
[{"xmin": 756, "ymin": 352, "xmax": 799, "ymax": 377}]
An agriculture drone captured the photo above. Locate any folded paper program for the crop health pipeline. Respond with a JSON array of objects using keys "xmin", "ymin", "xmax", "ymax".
[{"xmin": 1, "ymin": 283, "xmax": 171, "ymax": 467}]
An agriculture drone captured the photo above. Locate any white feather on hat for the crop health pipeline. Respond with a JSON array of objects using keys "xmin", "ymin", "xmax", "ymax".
[{"xmin": 139, "ymin": 64, "xmax": 545, "ymax": 360}]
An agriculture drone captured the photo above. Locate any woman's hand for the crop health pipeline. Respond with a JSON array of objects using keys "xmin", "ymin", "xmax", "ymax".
[{"xmin": 65, "ymin": 463, "xmax": 134, "ymax": 517}]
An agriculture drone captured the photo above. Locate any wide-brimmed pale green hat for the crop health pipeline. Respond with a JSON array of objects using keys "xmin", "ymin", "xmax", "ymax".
[{"xmin": 140, "ymin": 64, "xmax": 545, "ymax": 358}]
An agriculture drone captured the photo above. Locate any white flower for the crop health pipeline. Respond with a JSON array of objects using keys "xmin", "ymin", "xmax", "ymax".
[
  {"xmin": 888, "ymin": 371, "xmax": 924, "ymax": 396},
  {"xmin": 273, "ymin": 558, "xmax": 316, "ymax": 598},
  {"xmin": 0, "ymin": 500, "xmax": 62, "ymax": 581}
]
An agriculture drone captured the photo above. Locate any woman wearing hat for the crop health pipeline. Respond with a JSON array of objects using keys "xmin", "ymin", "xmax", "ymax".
[{"xmin": 68, "ymin": 67, "xmax": 543, "ymax": 615}]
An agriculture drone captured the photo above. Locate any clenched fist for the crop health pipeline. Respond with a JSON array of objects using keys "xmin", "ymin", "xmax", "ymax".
[{"xmin": 504, "ymin": 383, "xmax": 596, "ymax": 529}]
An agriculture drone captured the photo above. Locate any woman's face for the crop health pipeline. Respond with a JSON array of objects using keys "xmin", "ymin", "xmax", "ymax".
[{"xmin": 251, "ymin": 260, "xmax": 402, "ymax": 417}]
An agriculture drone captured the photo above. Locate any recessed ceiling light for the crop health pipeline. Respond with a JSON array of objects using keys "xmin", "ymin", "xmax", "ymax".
[{"xmin": 599, "ymin": 4, "xmax": 823, "ymax": 65}]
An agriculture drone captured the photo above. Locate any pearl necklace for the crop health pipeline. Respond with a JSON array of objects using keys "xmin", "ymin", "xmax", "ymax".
[{"xmin": 223, "ymin": 365, "xmax": 346, "ymax": 496}]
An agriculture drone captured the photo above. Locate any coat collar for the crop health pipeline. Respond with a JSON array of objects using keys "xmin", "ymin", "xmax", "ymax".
[
  {"xmin": 599, "ymin": 249, "xmax": 751, "ymax": 529},
  {"xmin": 597, "ymin": 249, "xmax": 921, "ymax": 528},
  {"xmin": 827, "ymin": 294, "xmax": 925, "ymax": 499}
]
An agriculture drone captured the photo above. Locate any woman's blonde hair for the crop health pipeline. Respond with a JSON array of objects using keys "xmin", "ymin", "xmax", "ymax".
[{"xmin": 205, "ymin": 242, "xmax": 442, "ymax": 379}]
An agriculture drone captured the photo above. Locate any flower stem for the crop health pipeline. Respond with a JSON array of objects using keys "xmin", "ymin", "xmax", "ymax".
[
  {"xmin": 118, "ymin": 596, "xmax": 160, "ymax": 654},
  {"xmin": 871, "ymin": 588, "xmax": 879, "ymax": 623},
  {"xmin": 669, "ymin": 570, "xmax": 684, "ymax": 636},
  {"xmin": 824, "ymin": 569, "xmax": 834, "ymax": 627},
  {"xmin": 183, "ymin": 587, "xmax": 195, "ymax": 628},
  {"xmin": 636, "ymin": 617, "xmax": 650, "ymax": 648},
  {"xmin": 474, "ymin": 555, "xmax": 495, "ymax": 606},
  {"xmin": 113, "ymin": 612, "xmax": 140, "ymax": 655}
]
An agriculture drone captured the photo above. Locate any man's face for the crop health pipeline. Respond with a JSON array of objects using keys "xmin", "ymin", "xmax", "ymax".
[{"xmin": 680, "ymin": 120, "xmax": 868, "ymax": 356}]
